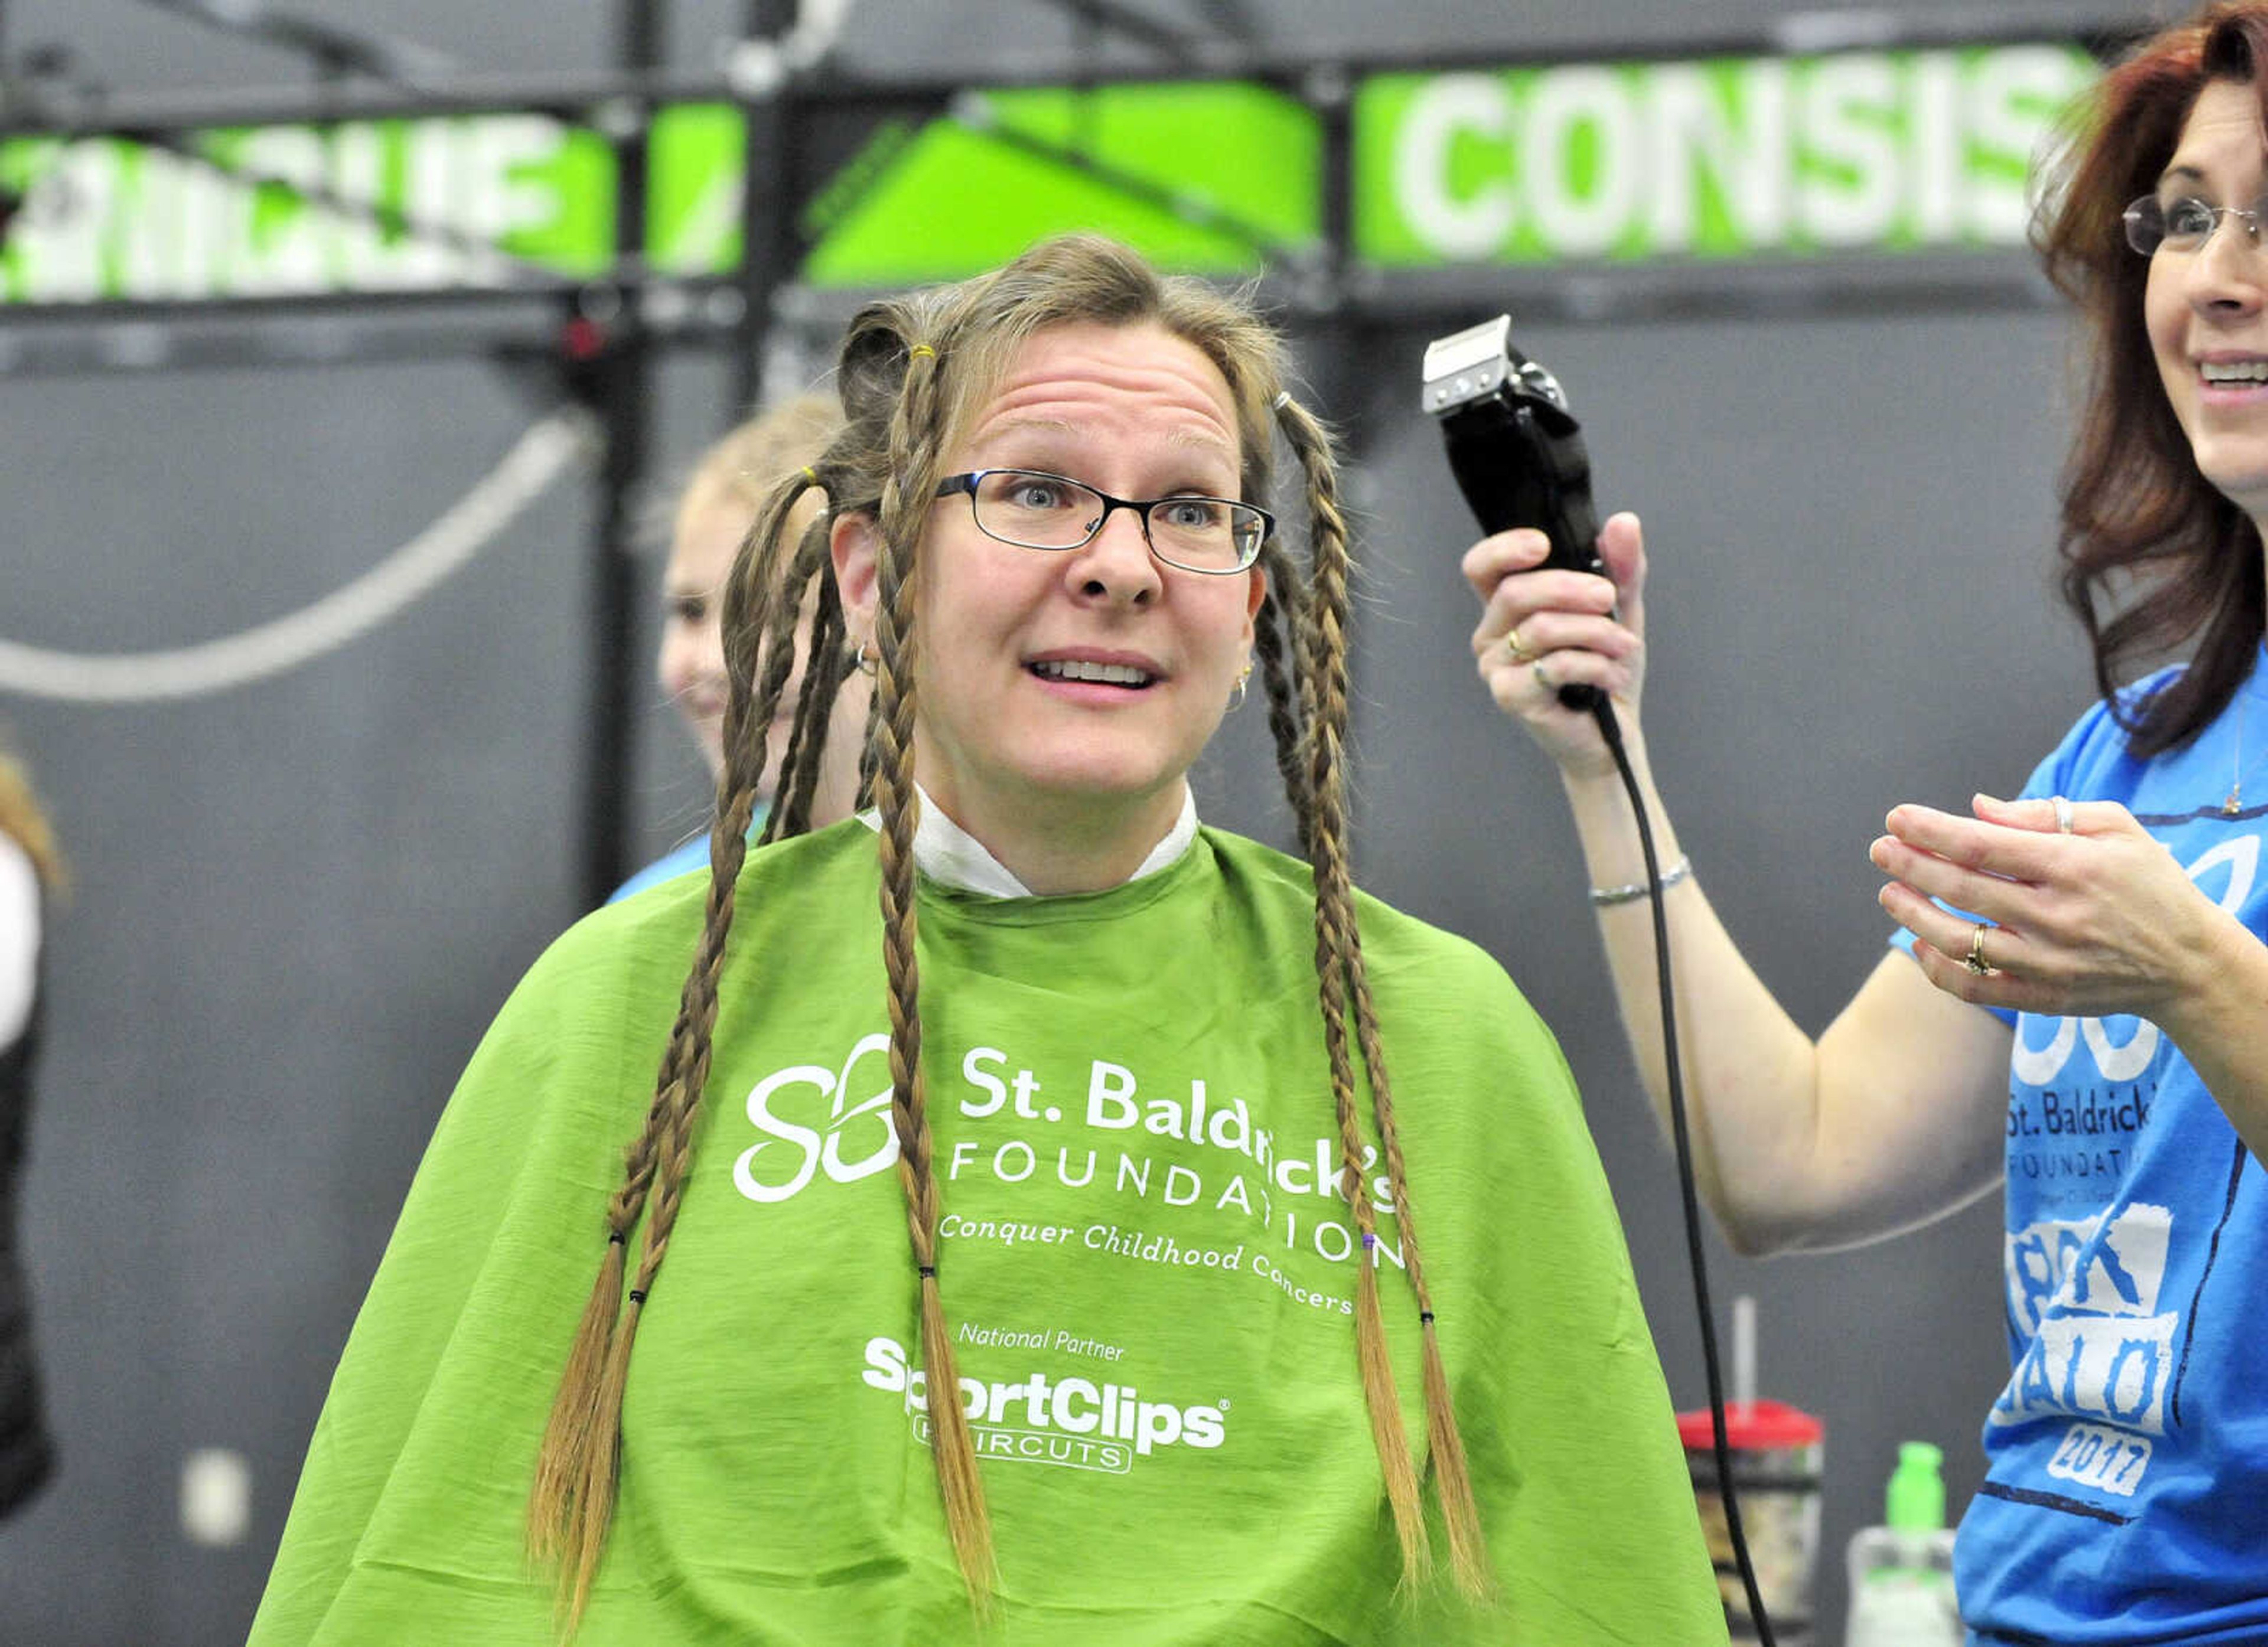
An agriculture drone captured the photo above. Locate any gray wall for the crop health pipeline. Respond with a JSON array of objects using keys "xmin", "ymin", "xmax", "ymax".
[{"xmin": 1, "ymin": 1, "xmax": 2136, "ymax": 1642}]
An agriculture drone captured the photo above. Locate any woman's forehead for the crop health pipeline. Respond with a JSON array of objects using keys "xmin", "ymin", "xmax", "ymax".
[
  {"xmin": 962, "ymin": 322, "xmax": 1239, "ymax": 456},
  {"xmin": 2163, "ymin": 79, "xmax": 2268, "ymax": 184}
]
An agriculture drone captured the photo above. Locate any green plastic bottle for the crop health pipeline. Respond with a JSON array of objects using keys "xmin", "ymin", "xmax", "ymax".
[{"xmin": 1843, "ymin": 1442, "xmax": 1961, "ymax": 1647}]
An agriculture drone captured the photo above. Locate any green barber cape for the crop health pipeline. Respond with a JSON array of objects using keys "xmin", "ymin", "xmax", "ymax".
[{"xmin": 250, "ymin": 823, "xmax": 1724, "ymax": 1646}]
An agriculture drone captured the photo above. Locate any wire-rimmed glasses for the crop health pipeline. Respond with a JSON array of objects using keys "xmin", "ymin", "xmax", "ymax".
[
  {"xmin": 935, "ymin": 468, "xmax": 1272, "ymax": 575},
  {"xmin": 2123, "ymin": 192, "xmax": 2268, "ymax": 256}
]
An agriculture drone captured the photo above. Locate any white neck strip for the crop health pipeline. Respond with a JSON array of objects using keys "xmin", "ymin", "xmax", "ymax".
[{"xmin": 859, "ymin": 784, "xmax": 1200, "ymax": 898}]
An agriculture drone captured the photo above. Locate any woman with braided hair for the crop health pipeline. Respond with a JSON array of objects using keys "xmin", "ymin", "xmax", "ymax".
[
  {"xmin": 250, "ymin": 234, "xmax": 1718, "ymax": 1646},
  {"xmin": 611, "ymin": 391, "xmax": 864, "ymax": 904}
]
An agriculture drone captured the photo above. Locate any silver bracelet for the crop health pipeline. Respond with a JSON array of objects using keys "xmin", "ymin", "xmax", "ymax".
[{"xmin": 1589, "ymin": 855, "xmax": 1692, "ymax": 907}]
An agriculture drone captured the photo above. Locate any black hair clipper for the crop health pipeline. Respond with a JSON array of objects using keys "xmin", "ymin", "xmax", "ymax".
[{"xmin": 1423, "ymin": 316, "xmax": 1604, "ymax": 712}]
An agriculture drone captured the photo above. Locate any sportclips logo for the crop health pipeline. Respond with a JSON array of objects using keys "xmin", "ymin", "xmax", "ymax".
[{"xmin": 861, "ymin": 1336, "xmax": 1227, "ymax": 1476}]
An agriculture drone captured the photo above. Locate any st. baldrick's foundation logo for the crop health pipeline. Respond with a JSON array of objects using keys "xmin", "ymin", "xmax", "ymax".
[{"xmin": 732, "ymin": 1032, "xmax": 897, "ymax": 1204}]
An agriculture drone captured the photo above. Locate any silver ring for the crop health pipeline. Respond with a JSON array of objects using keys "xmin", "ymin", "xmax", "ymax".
[
  {"xmin": 2052, "ymin": 795, "xmax": 2075, "ymax": 835},
  {"xmin": 1531, "ymin": 658, "xmax": 1555, "ymax": 693}
]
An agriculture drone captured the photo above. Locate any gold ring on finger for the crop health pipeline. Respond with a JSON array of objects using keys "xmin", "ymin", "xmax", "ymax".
[
  {"xmin": 1505, "ymin": 628, "xmax": 1538, "ymax": 665},
  {"xmin": 1963, "ymin": 922, "xmax": 1995, "ymax": 976}
]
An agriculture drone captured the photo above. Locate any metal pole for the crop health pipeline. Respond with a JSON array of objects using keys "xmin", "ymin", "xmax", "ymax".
[
  {"xmin": 577, "ymin": 0, "xmax": 664, "ymax": 908},
  {"xmin": 728, "ymin": 0, "xmax": 800, "ymax": 418},
  {"xmin": 1303, "ymin": 60, "xmax": 1363, "ymax": 439}
]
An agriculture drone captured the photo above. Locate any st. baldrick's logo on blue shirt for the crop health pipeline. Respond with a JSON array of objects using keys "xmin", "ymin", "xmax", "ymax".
[{"xmin": 1982, "ymin": 829, "xmax": 2260, "ymax": 1497}]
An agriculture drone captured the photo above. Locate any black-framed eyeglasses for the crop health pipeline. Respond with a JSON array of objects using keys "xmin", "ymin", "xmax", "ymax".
[
  {"xmin": 935, "ymin": 468, "xmax": 1272, "ymax": 575},
  {"xmin": 2122, "ymin": 192, "xmax": 2268, "ymax": 257}
]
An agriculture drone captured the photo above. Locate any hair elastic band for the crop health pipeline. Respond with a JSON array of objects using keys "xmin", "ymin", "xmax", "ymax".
[
  {"xmin": 1361, "ymin": 1232, "xmax": 1377, "ymax": 1250},
  {"xmin": 908, "ymin": 344, "xmax": 936, "ymax": 361},
  {"xmin": 607, "ymin": 1231, "xmax": 626, "ymax": 1247},
  {"xmin": 1419, "ymin": 1310, "xmax": 1435, "ymax": 1325},
  {"xmin": 918, "ymin": 1264, "xmax": 937, "ymax": 1279},
  {"xmin": 800, "ymin": 465, "xmax": 818, "ymax": 485},
  {"xmin": 1272, "ymin": 390, "xmax": 1293, "ymax": 410},
  {"xmin": 627, "ymin": 1288, "xmax": 648, "ymax": 1305}
]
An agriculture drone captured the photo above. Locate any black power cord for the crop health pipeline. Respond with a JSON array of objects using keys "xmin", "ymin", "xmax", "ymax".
[
  {"xmin": 1425, "ymin": 314, "xmax": 1777, "ymax": 1642},
  {"xmin": 1592, "ymin": 697, "xmax": 1776, "ymax": 1646}
]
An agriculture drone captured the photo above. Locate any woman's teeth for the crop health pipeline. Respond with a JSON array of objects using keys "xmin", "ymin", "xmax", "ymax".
[{"xmin": 1032, "ymin": 659, "xmax": 1153, "ymax": 686}]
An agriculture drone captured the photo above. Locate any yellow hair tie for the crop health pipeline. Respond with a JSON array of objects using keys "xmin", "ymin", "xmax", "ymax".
[
  {"xmin": 800, "ymin": 465, "xmax": 818, "ymax": 484},
  {"xmin": 908, "ymin": 343, "xmax": 936, "ymax": 361}
]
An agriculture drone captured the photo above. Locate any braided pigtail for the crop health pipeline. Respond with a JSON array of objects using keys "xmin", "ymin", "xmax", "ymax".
[
  {"xmin": 869, "ymin": 340, "xmax": 998, "ymax": 1606},
  {"xmin": 1275, "ymin": 392, "xmax": 1494, "ymax": 1599},
  {"xmin": 1251, "ymin": 538, "xmax": 1313, "ymax": 860},
  {"xmin": 762, "ymin": 513, "xmax": 852, "ymax": 846},
  {"xmin": 527, "ymin": 466, "xmax": 817, "ymax": 1628},
  {"xmin": 853, "ymin": 692, "xmax": 881, "ymax": 813},
  {"xmin": 1348, "ymin": 934, "xmax": 1490, "ymax": 1596},
  {"xmin": 1270, "ymin": 394, "xmax": 1428, "ymax": 1587}
]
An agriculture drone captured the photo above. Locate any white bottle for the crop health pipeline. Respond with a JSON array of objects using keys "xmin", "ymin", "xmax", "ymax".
[{"xmin": 1844, "ymin": 1441, "xmax": 1961, "ymax": 1647}]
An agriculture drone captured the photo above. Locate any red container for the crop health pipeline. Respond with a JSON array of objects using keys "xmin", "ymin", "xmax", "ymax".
[{"xmin": 1678, "ymin": 1401, "xmax": 1826, "ymax": 1645}]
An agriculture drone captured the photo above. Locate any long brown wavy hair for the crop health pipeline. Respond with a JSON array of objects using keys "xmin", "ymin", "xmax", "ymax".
[
  {"xmin": 2037, "ymin": 2, "xmax": 2268, "ymax": 754},
  {"xmin": 527, "ymin": 234, "xmax": 1493, "ymax": 1627}
]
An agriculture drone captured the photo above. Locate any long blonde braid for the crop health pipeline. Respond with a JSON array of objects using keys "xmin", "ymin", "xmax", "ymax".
[
  {"xmin": 529, "ymin": 469, "xmax": 820, "ymax": 1624},
  {"xmin": 1275, "ymin": 390, "xmax": 1495, "ymax": 1599},
  {"xmin": 760, "ymin": 514, "xmax": 851, "ymax": 846},
  {"xmin": 1251, "ymin": 539, "xmax": 1314, "ymax": 859},
  {"xmin": 1270, "ymin": 393, "xmax": 1429, "ymax": 1585},
  {"xmin": 866, "ymin": 337, "xmax": 998, "ymax": 1602}
]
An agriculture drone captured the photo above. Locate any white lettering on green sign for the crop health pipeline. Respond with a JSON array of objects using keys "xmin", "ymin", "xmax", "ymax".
[
  {"xmin": 1359, "ymin": 45, "xmax": 2096, "ymax": 264},
  {"xmin": 0, "ymin": 48, "xmax": 2105, "ymax": 306},
  {"xmin": 0, "ymin": 109, "xmax": 752, "ymax": 304}
]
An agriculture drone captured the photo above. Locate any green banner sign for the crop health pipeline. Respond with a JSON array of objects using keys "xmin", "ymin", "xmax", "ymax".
[
  {"xmin": 800, "ymin": 83, "xmax": 1319, "ymax": 285},
  {"xmin": 1355, "ymin": 45, "xmax": 2096, "ymax": 263},
  {"xmin": 0, "ymin": 42, "xmax": 2100, "ymax": 308},
  {"xmin": 0, "ymin": 105, "xmax": 754, "ymax": 302}
]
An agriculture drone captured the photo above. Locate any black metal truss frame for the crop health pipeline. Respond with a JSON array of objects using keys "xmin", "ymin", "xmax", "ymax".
[{"xmin": 1, "ymin": 1, "xmax": 2153, "ymax": 357}]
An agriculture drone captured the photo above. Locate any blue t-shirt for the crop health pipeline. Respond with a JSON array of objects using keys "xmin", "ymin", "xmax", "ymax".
[
  {"xmin": 1911, "ymin": 646, "xmax": 2268, "ymax": 1646},
  {"xmin": 608, "ymin": 835, "xmax": 713, "ymax": 904},
  {"xmin": 608, "ymin": 806, "xmax": 774, "ymax": 905}
]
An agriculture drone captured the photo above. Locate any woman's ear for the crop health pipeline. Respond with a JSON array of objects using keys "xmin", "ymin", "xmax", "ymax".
[{"xmin": 832, "ymin": 511, "xmax": 881, "ymax": 639}]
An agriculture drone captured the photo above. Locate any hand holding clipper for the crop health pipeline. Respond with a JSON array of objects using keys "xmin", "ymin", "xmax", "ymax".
[{"xmin": 1425, "ymin": 316, "xmax": 1606, "ymax": 713}]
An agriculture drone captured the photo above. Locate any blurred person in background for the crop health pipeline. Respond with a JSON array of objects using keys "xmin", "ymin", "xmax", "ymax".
[
  {"xmin": 0, "ymin": 741, "xmax": 62, "ymax": 1519},
  {"xmin": 614, "ymin": 392, "xmax": 866, "ymax": 901}
]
